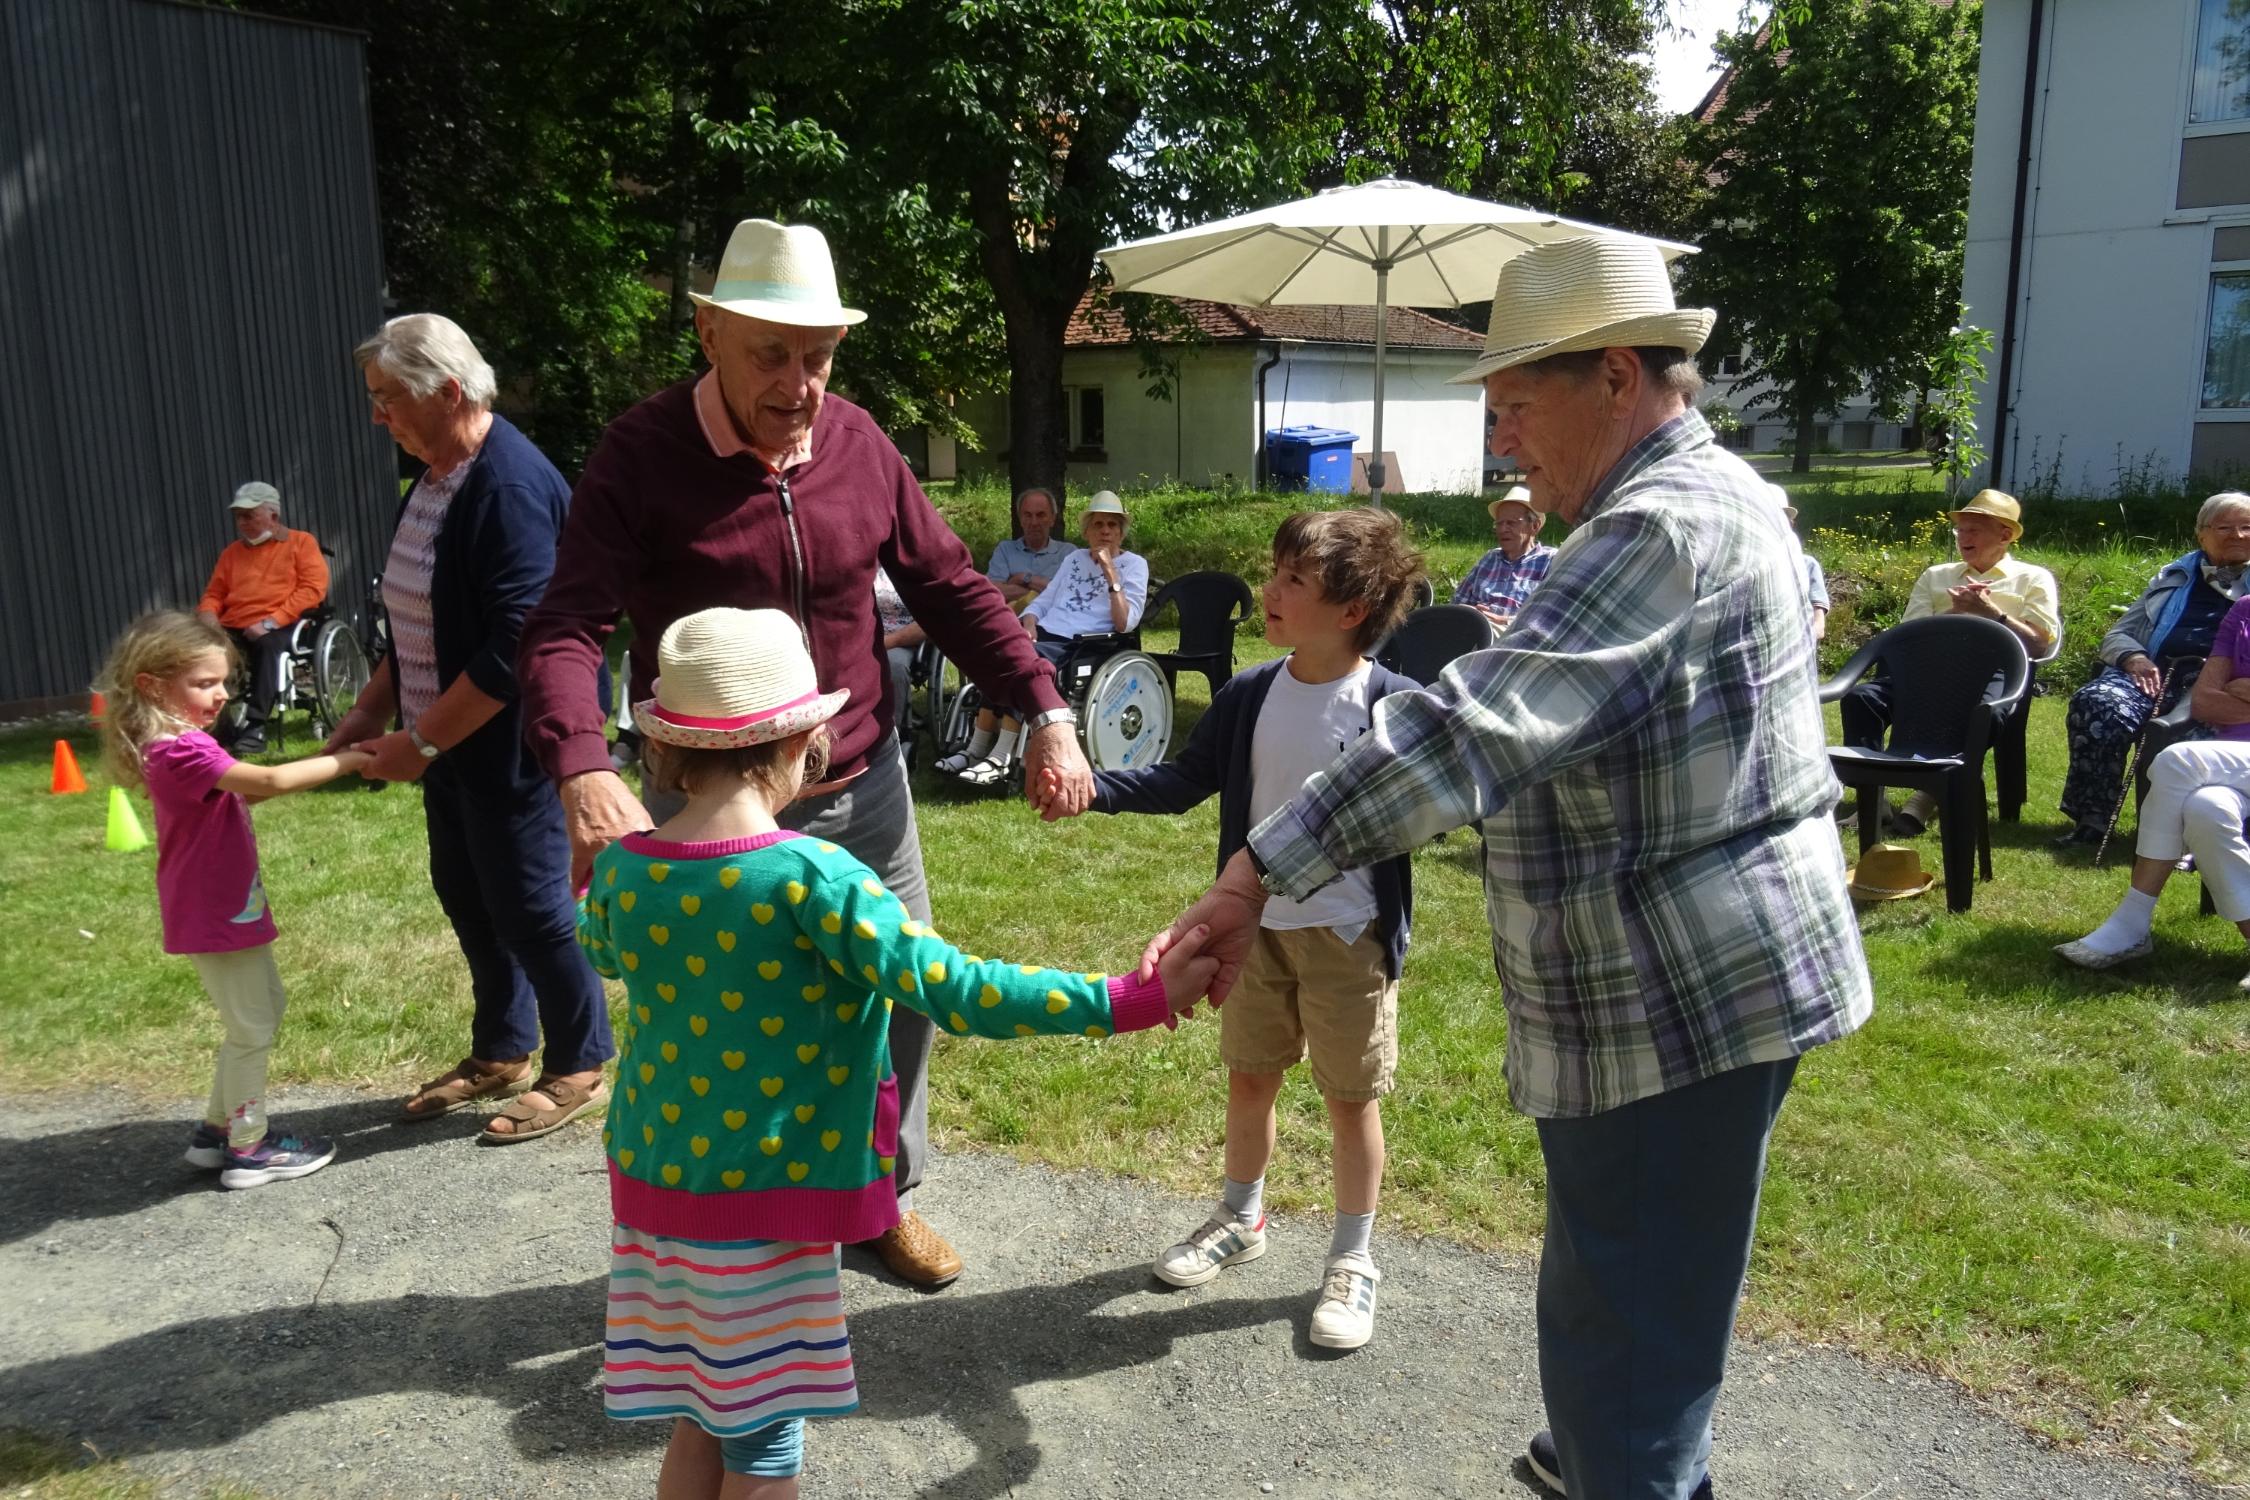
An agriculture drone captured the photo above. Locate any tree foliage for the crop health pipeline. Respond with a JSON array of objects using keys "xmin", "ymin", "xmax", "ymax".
[{"xmin": 1679, "ymin": 0, "xmax": 1982, "ymax": 472}]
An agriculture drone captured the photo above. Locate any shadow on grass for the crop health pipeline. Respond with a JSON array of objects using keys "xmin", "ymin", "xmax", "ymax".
[
  {"xmin": 0, "ymin": 1096, "xmax": 488, "ymax": 1246},
  {"xmin": 0, "ymin": 1264, "xmax": 1307, "ymax": 1500},
  {"xmin": 1926, "ymin": 920, "xmax": 2250, "ymax": 1008}
]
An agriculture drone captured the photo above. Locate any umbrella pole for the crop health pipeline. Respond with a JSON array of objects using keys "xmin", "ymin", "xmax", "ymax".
[{"xmin": 1368, "ymin": 248, "xmax": 1390, "ymax": 506}]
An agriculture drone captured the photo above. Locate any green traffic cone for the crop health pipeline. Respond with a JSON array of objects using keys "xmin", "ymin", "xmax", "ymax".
[{"xmin": 106, "ymin": 785, "xmax": 149, "ymax": 853}]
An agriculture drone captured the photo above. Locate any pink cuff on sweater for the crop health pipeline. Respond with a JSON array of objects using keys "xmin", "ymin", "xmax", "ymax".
[{"xmin": 1104, "ymin": 972, "xmax": 1173, "ymax": 1034}]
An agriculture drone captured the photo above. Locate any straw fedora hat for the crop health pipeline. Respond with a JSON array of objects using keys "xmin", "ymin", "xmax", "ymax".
[
  {"xmin": 1450, "ymin": 238, "xmax": 1715, "ymax": 386},
  {"xmin": 636, "ymin": 608, "xmax": 849, "ymax": 750},
  {"xmin": 1846, "ymin": 843, "xmax": 1935, "ymax": 904},
  {"xmin": 689, "ymin": 219, "xmax": 867, "ymax": 328},
  {"xmin": 1488, "ymin": 483, "xmax": 1535, "ymax": 518},
  {"xmin": 1949, "ymin": 488, "xmax": 2023, "ymax": 542}
]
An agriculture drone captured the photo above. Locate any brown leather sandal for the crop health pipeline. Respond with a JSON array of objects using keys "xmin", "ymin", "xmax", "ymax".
[
  {"xmin": 402, "ymin": 1056, "xmax": 534, "ymax": 1120},
  {"xmin": 480, "ymin": 1075, "xmax": 611, "ymax": 1144}
]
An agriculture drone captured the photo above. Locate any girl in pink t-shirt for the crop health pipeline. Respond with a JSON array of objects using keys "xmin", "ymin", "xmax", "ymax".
[{"xmin": 99, "ymin": 612, "xmax": 371, "ymax": 1189}]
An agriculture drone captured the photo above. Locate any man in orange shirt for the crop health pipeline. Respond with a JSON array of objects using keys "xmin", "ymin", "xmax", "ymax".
[{"xmin": 198, "ymin": 482, "xmax": 330, "ymax": 753}]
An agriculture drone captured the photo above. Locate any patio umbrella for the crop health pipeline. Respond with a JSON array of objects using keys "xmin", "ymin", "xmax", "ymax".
[{"xmin": 1097, "ymin": 177, "xmax": 1697, "ymax": 495}]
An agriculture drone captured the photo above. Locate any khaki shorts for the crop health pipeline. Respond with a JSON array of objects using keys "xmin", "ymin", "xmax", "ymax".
[{"xmin": 1222, "ymin": 925, "xmax": 1398, "ymax": 1100}]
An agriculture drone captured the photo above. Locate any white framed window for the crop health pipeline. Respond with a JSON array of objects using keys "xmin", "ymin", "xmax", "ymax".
[
  {"xmin": 2201, "ymin": 267, "xmax": 2250, "ymax": 408},
  {"xmin": 2191, "ymin": 0, "xmax": 2250, "ymax": 126},
  {"xmin": 1066, "ymin": 385, "xmax": 1105, "ymax": 451}
]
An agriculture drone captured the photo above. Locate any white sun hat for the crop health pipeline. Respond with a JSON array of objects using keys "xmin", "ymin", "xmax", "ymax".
[
  {"xmin": 1450, "ymin": 237, "xmax": 1714, "ymax": 386},
  {"xmin": 689, "ymin": 218, "xmax": 867, "ymax": 328},
  {"xmin": 637, "ymin": 608, "xmax": 850, "ymax": 750},
  {"xmin": 231, "ymin": 481, "xmax": 281, "ymax": 512},
  {"xmin": 1082, "ymin": 489, "xmax": 1128, "ymax": 520},
  {"xmin": 1487, "ymin": 484, "xmax": 1535, "ymax": 518}
]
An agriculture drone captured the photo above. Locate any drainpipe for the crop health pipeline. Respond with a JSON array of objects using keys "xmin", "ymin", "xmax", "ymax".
[
  {"xmin": 1254, "ymin": 342, "xmax": 1282, "ymax": 489},
  {"xmin": 1989, "ymin": 0, "xmax": 2048, "ymax": 488}
]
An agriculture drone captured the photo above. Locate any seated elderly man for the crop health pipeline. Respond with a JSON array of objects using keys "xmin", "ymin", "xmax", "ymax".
[
  {"xmin": 1838, "ymin": 488, "xmax": 2060, "ymax": 836},
  {"xmin": 987, "ymin": 486, "xmax": 1074, "ymax": 606},
  {"xmin": 2053, "ymin": 491, "xmax": 2250, "ymax": 846},
  {"xmin": 196, "ymin": 481, "xmax": 329, "ymax": 754},
  {"xmin": 1453, "ymin": 484, "xmax": 1555, "ymax": 630}
]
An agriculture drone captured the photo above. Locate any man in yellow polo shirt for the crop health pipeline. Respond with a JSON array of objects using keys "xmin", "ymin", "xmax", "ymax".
[
  {"xmin": 1840, "ymin": 488, "xmax": 2060, "ymax": 834},
  {"xmin": 197, "ymin": 481, "xmax": 329, "ymax": 754}
]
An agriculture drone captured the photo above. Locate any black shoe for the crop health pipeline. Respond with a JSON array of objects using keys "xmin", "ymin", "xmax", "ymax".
[
  {"xmin": 2052, "ymin": 823, "xmax": 2105, "ymax": 849},
  {"xmin": 1525, "ymin": 1430, "xmax": 1713, "ymax": 1498},
  {"xmin": 231, "ymin": 730, "xmax": 266, "ymax": 757}
]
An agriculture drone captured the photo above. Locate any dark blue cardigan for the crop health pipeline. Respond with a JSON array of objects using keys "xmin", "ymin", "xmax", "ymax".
[
  {"xmin": 1090, "ymin": 657, "xmax": 1417, "ymax": 980},
  {"xmin": 384, "ymin": 414, "xmax": 571, "ymax": 796}
]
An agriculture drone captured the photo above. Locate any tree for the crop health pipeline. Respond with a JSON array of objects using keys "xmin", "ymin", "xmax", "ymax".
[{"xmin": 1679, "ymin": 0, "xmax": 1982, "ymax": 472}]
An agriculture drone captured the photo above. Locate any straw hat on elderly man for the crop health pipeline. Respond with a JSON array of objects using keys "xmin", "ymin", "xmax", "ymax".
[{"xmin": 1151, "ymin": 234, "xmax": 1870, "ymax": 1500}]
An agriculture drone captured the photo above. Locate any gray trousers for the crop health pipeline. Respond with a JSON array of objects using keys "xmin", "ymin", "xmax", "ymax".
[{"xmin": 643, "ymin": 747, "xmax": 935, "ymax": 1211}]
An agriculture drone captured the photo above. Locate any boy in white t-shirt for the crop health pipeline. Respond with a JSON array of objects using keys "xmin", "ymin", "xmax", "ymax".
[{"xmin": 1050, "ymin": 507, "xmax": 1426, "ymax": 1350}]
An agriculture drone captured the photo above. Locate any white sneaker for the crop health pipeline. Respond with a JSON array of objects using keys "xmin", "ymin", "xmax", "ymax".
[
  {"xmin": 1152, "ymin": 1215, "xmax": 1267, "ymax": 1287},
  {"xmin": 957, "ymin": 756, "xmax": 1013, "ymax": 787},
  {"xmin": 2054, "ymin": 936, "xmax": 2153, "ymax": 970},
  {"xmin": 1308, "ymin": 1251, "xmax": 1380, "ymax": 1349}
]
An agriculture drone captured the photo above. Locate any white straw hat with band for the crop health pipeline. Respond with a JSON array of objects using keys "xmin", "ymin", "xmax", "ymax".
[
  {"xmin": 1450, "ymin": 237, "xmax": 1715, "ymax": 386},
  {"xmin": 636, "ymin": 607, "xmax": 850, "ymax": 750},
  {"xmin": 689, "ymin": 219, "xmax": 867, "ymax": 328}
]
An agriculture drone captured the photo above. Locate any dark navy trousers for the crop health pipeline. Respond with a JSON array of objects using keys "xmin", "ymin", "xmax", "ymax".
[
  {"xmin": 422, "ymin": 760, "xmax": 613, "ymax": 1074},
  {"xmin": 1535, "ymin": 1057, "xmax": 1799, "ymax": 1500}
]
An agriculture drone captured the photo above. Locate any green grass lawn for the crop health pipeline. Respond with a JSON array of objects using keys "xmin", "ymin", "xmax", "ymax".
[{"xmin": 4, "ymin": 482, "xmax": 2247, "ymax": 1481}]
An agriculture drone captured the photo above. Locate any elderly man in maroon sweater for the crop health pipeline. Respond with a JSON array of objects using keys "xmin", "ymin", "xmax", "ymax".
[{"xmin": 518, "ymin": 219, "xmax": 1091, "ymax": 1288}]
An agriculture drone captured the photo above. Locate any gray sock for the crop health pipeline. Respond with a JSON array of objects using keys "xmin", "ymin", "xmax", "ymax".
[
  {"xmin": 1221, "ymin": 1175, "xmax": 1264, "ymax": 1227},
  {"xmin": 1330, "ymin": 1210, "xmax": 1374, "ymax": 1262}
]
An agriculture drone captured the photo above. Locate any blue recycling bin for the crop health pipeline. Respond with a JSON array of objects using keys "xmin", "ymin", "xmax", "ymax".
[{"xmin": 1265, "ymin": 425, "xmax": 1359, "ymax": 493}]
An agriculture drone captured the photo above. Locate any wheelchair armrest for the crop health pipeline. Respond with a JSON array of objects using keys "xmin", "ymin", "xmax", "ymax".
[{"xmin": 1817, "ymin": 637, "xmax": 1883, "ymax": 704}]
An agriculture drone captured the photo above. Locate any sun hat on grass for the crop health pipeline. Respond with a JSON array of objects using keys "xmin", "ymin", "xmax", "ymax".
[
  {"xmin": 1846, "ymin": 843, "xmax": 1934, "ymax": 904},
  {"xmin": 1949, "ymin": 488, "xmax": 2023, "ymax": 543},
  {"xmin": 1450, "ymin": 238, "xmax": 1714, "ymax": 386},
  {"xmin": 689, "ymin": 218, "xmax": 866, "ymax": 328},
  {"xmin": 636, "ymin": 608, "xmax": 849, "ymax": 750},
  {"xmin": 1488, "ymin": 484, "xmax": 1535, "ymax": 518}
]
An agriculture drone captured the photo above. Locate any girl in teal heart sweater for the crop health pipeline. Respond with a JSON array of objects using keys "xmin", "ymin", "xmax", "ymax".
[{"xmin": 580, "ymin": 606, "xmax": 1213, "ymax": 1500}]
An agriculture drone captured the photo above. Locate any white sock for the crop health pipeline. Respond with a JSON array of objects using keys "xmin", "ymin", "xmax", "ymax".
[
  {"xmin": 2079, "ymin": 888, "xmax": 2157, "ymax": 954},
  {"xmin": 963, "ymin": 727, "xmax": 995, "ymax": 760},
  {"xmin": 1329, "ymin": 1210, "xmax": 1374, "ymax": 1263},
  {"xmin": 990, "ymin": 726, "xmax": 1020, "ymax": 764},
  {"xmin": 1221, "ymin": 1175, "xmax": 1264, "ymax": 1227}
]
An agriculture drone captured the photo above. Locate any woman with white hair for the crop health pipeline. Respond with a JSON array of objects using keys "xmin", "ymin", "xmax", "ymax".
[
  {"xmin": 323, "ymin": 313, "xmax": 613, "ymax": 1139},
  {"xmin": 2052, "ymin": 491, "xmax": 2250, "ymax": 847}
]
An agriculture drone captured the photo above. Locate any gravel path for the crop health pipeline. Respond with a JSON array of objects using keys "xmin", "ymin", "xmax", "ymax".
[{"xmin": 0, "ymin": 1087, "xmax": 2213, "ymax": 1499}]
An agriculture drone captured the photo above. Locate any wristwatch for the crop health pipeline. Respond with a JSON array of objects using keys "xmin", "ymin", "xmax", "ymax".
[
  {"xmin": 1108, "ymin": 582, "xmax": 1124, "ymax": 595},
  {"xmin": 1021, "ymin": 705, "xmax": 1077, "ymax": 736},
  {"xmin": 406, "ymin": 724, "xmax": 441, "ymax": 760}
]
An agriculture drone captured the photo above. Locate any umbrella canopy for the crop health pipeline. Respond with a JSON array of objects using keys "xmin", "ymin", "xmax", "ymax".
[{"xmin": 1098, "ymin": 177, "xmax": 1698, "ymax": 495}]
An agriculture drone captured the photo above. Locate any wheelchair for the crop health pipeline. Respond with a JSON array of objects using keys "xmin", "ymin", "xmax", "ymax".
[
  {"xmin": 216, "ymin": 564, "xmax": 378, "ymax": 749},
  {"xmin": 923, "ymin": 629, "xmax": 1175, "ymax": 778}
]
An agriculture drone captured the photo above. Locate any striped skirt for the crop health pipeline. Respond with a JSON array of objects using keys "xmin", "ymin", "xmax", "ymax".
[{"xmin": 602, "ymin": 1225, "xmax": 859, "ymax": 1437}]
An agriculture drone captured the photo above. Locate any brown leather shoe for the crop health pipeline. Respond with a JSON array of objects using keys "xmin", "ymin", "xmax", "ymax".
[{"xmin": 863, "ymin": 1210, "xmax": 963, "ymax": 1288}]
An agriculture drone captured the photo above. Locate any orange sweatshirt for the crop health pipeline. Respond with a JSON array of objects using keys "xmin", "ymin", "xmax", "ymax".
[{"xmin": 198, "ymin": 530, "xmax": 329, "ymax": 629}]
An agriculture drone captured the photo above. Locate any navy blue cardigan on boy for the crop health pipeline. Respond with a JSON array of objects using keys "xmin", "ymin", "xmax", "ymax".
[{"xmin": 1089, "ymin": 656, "xmax": 1417, "ymax": 980}]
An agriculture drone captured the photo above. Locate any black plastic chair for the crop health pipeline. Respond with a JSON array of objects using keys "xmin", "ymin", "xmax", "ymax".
[
  {"xmin": 1374, "ymin": 604, "xmax": 1498, "ymax": 687},
  {"xmin": 1991, "ymin": 631, "xmax": 2063, "ymax": 822},
  {"xmin": 1143, "ymin": 571, "xmax": 1253, "ymax": 697},
  {"xmin": 1821, "ymin": 615, "xmax": 2031, "ymax": 914}
]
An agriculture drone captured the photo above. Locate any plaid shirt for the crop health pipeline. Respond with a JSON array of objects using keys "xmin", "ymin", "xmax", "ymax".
[
  {"xmin": 1453, "ymin": 541, "xmax": 1557, "ymax": 616},
  {"xmin": 1251, "ymin": 411, "xmax": 1872, "ymax": 1118}
]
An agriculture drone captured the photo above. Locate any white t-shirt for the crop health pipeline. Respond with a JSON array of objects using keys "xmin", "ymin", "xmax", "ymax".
[
  {"xmin": 1251, "ymin": 658, "xmax": 1380, "ymax": 934},
  {"xmin": 1022, "ymin": 548, "xmax": 1149, "ymax": 638}
]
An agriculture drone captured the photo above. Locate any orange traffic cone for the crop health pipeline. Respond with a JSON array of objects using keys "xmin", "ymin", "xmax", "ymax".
[{"xmin": 50, "ymin": 739, "xmax": 88, "ymax": 795}]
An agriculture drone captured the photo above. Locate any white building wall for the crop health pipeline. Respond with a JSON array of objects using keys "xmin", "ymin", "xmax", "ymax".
[
  {"xmin": 1058, "ymin": 346, "xmax": 1259, "ymax": 493},
  {"xmin": 1263, "ymin": 345, "xmax": 1486, "ymax": 492},
  {"xmin": 1965, "ymin": 0, "xmax": 2214, "ymax": 490}
]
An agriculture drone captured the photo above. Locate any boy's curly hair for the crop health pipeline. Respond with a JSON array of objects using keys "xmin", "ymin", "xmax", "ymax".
[{"xmin": 1271, "ymin": 508, "xmax": 1428, "ymax": 653}]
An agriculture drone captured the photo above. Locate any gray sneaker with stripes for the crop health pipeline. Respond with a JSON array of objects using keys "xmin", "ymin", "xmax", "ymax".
[
  {"xmin": 1309, "ymin": 1250, "xmax": 1381, "ymax": 1349},
  {"xmin": 1152, "ymin": 1215, "xmax": 1267, "ymax": 1287}
]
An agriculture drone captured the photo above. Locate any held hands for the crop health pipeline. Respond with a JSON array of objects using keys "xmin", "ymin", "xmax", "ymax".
[
  {"xmin": 1023, "ymin": 723, "xmax": 1093, "ymax": 821},
  {"xmin": 1139, "ymin": 849, "xmax": 1269, "ymax": 1011},
  {"xmin": 353, "ymin": 730, "xmax": 431, "ymax": 785},
  {"xmin": 332, "ymin": 748, "xmax": 376, "ymax": 775},
  {"xmin": 1154, "ymin": 923, "xmax": 1221, "ymax": 1022},
  {"xmin": 321, "ymin": 705, "xmax": 386, "ymax": 756}
]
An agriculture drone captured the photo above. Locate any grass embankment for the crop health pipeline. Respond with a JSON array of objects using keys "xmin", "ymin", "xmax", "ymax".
[{"xmin": 3, "ymin": 476, "xmax": 2245, "ymax": 1480}]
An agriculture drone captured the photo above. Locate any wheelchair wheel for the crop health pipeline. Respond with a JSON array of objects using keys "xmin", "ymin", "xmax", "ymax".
[
  {"xmin": 924, "ymin": 650, "xmax": 959, "ymax": 755},
  {"xmin": 940, "ymin": 677, "xmax": 982, "ymax": 761},
  {"xmin": 1078, "ymin": 650, "xmax": 1172, "ymax": 771},
  {"xmin": 310, "ymin": 617, "xmax": 372, "ymax": 737}
]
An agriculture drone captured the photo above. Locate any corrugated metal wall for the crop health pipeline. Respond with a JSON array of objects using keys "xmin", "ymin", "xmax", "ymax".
[{"xmin": 0, "ymin": 0, "xmax": 394, "ymax": 706}]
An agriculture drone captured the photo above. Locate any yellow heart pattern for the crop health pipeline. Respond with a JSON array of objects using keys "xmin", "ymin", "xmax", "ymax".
[
  {"xmin": 861, "ymin": 879, "xmax": 884, "ymax": 897},
  {"xmin": 685, "ymin": 955, "xmax": 707, "ymax": 977},
  {"xmin": 636, "ymin": 1004, "xmax": 652, "ymax": 1024},
  {"xmin": 855, "ymin": 919, "xmax": 879, "ymax": 940},
  {"xmin": 761, "ymin": 1077, "xmax": 784, "ymax": 1097},
  {"xmin": 656, "ymin": 983, "xmax": 677, "ymax": 1003},
  {"xmin": 760, "ymin": 1016, "xmax": 784, "ymax": 1037},
  {"xmin": 606, "ymin": 867, "xmax": 617, "ymax": 887},
  {"xmin": 648, "ymin": 925, "xmax": 670, "ymax": 946},
  {"xmin": 1014, "ymin": 1024, "xmax": 1035, "ymax": 1037},
  {"xmin": 642, "ymin": 1124, "xmax": 655, "ymax": 1145},
  {"xmin": 661, "ymin": 1102, "xmax": 681, "ymax": 1123},
  {"xmin": 794, "ymin": 935, "xmax": 815, "ymax": 951},
  {"xmin": 787, "ymin": 1161, "xmax": 809, "ymax": 1182},
  {"xmin": 721, "ymin": 1169, "xmax": 746, "ymax": 1188},
  {"xmin": 723, "ymin": 1109, "xmax": 747, "ymax": 1130},
  {"xmin": 690, "ymin": 1136, "xmax": 710, "ymax": 1158},
  {"xmin": 619, "ymin": 1149, "xmax": 635, "ymax": 1168},
  {"xmin": 718, "ymin": 866, "xmax": 741, "ymax": 889},
  {"xmin": 716, "ymin": 931, "xmax": 737, "ymax": 952},
  {"xmin": 619, "ymin": 890, "xmax": 637, "ymax": 912},
  {"xmin": 621, "ymin": 952, "xmax": 640, "ymax": 971},
  {"xmin": 878, "ymin": 1155, "xmax": 895, "ymax": 1173},
  {"xmin": 662, "ymin": 1164, "xmax": 682, "ymax": 1185},
  {"xmin": 721, "ymin": 991, "xmax": 745, "ymax": 1011},
  {"xmin": 1085, "ymin": 1025, "xmax": 1108, "ymax": 1038},
  {"xmin": 785, "ymin": 880, "xmax": 808, "ymax": 904},
  {"xmin": 829, "ymin": 959, "xmax": 845, "ymax": 975},
  {"xmin": 626, "ymin": 1087, "xmax": 638, "ymax": 1104},
  {"xmin": 827, "ymin": 1065, "xmax": 850, "ymax": 1086},
  {"xmin": 680, "ymin": 894, "xmax": 701, "ymax": 916},
  {"xmin": 821, "ymin": 912, "xmax": 842, "ymax": 934},
  {"xmin": 796, "ymin": 1043, "xmax": 820, "ymax": 1064},
  {"xmin": 794, "ymin": 1104, "xmax": 816, "ymax": 1123},
  {"xmin": 896, "ymin": 970, "xmax": 918, "ymax": 991},
  {"xmin": 820, "ymin": 1129, "xmax": 842, "ymax": 1151},
  {"xmin": 639, "ymin": 1062, "xmax": 656, "ymax": 1084},
  {"xmin": 925, "ymin": 961, "xmax": 947, "ymax": 983},
  {"xmin": 759, "ymin": 960, "xmax": 784, "ymax": 981},
  {"xmin": 751, "ymin": 903, "xmax": 775, "ymax": 925},
  {"xmin": 688, "ymin": 1015, "xmax": 708, "ymax": 1037},
  {"xmin": 722, "ymin": 1050, "xmax": 746, "ymax": 1071},
  {"xmin": 801, "ymin": 984, "xmax": 826, "ymax": 1002},
  {"xmin": 1046, "ymin": 991, "xmax": 1069, "ymax": 1014},
  {"xmin": 648, "ymin": 863, "xmax": 670, "ymax": 883},
  {"xmin": 978, "ymin": 983, "xmax": 1003, "ymax": 1008},
  {"xmin": 660, "ymin": 1041, "xmax": 679, "ymax": 1062},
  {"xmin": 948, "ymin": 1012, "xmax": 969, "ymax": 1033},
  {"xmin": 760, "ymin": 1136, "xmax": 782, "ymax": 1156},
  {"xmin": 690, "ymin": 1076, "xmax": 710, "ymax": 1097},
  {"xmin": 835, "ymin": 1003, "xmax": 859, "ymax": 1022}
]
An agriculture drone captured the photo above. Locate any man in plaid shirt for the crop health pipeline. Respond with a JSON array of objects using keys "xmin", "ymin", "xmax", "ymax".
[
  {"xmin": 1150, "ymin": 239, "xmax": 1872, "ymax": 1499},
  {"xmin": 1452, "ymin": 483, "xmax": 1556, "ymax": 629}
]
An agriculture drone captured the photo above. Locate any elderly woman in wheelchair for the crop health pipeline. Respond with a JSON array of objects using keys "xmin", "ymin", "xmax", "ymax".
[{"xmin": 939, "ymin": 490, "xmax": 1150, "ymax": 785}]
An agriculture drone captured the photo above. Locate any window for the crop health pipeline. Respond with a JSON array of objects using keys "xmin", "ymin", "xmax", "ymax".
[
  {"xmin": 1720, "ymin": 348, "xmax": 1744, "ymax": 376},
  {"xmin": 1067, "ymin": 385, "xmax": 1105, "ymax": 452},
  {"xmin": 2191, "ymin": 0, "xmax": 2250, "ymax": 125},
  {"xmin": 2203, "ymin": 271, "xmax": 2250, "ymax": 407}
]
